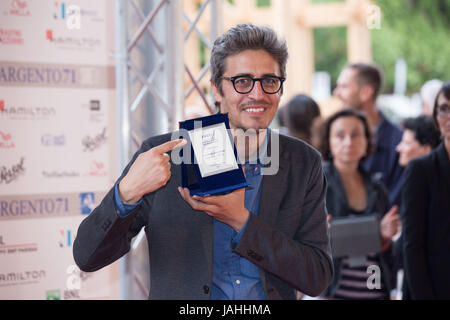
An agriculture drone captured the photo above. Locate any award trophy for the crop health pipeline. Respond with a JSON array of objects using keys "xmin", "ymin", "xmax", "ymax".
[{"xmin": 179, "ymin": 113, "xmax": 249, "ymax": 196}]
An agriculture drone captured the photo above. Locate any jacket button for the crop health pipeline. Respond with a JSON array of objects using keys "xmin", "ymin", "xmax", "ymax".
[
  {"xmin": 101, "ymin": 219, "xmax": 112, "ymax": 232},
  {"xmin": 203, "ymin": 285, "xmax": 209, "ymax": 294}
]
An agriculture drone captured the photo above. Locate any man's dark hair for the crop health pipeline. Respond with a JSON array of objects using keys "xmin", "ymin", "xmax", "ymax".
[
  {"xmin": 402, "ymin": 115, "xmax": 441, "ymax": 149},
  {"xmin": 432, "ymin": 81, "xmax": 450, "ymax": 130},
  {"xmin": 210, "ymin": 23, "xmax": 289, "ymax": 108},
  {"xmin": 347, "ymin": 63, "xmax": 383, "ymax": 101},
  {"xmin": 322, "ymin": 108, "xmax": 372, "ymax": 162}
]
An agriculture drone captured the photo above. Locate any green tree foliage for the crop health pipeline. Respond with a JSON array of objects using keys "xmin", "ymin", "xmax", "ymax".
[
  {"xmin": 314, "ymin": 0, "xmax": 450, "ymax": 94},
  {"xmin": 314, "ymin": 27, "xmax": 347, "ymax": 91},
  {"xmin": 373, "ymin": 0, "xmax": 450, "ymax": 94}
]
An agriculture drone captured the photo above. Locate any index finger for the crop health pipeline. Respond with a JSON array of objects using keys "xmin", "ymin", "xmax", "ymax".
[
  {"xmin": 152, "ymin": 139, "xmax": 186, "ymax": 154},
  {"xmin": 386, "ymin": 205, "xmax": 398, "ymax": 216}
]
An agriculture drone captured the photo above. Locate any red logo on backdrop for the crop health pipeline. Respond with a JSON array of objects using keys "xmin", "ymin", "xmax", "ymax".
[
  {"xmin": 12, "ymin": 0, "xmax": 27, "ymax": 9},
  {"xmin": 0, "ymin": 28, "xmax": 24, "ymax": 45},
  {"xmin": 0, "ymin": 131, "xmax": 12, "ymax": 141},
  {"xmin": 9, "ymin": 0, "xmax": 30, "ymax": 16},
  {"xmin": 46, "ymin": 29, "xmax": 53, "ymax": 41},
  {"xmin": 0, "ymin": 100, "xmax": 4, "ymax": 112},
  {"xmin": 0, "ymin": 131, "xmax": 15, "ymax": 149},
  {"xmin": 89, "ymin": 161, "xmax": 107, "ymax": 177}
]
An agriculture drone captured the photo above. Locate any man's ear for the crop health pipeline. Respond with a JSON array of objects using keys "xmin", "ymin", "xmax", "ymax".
[
  {"xmin": 360, "ymin": 85, "xmax": 375, "ymax": 103},
  {"xmin": 211, "ymin": 79, "xmax": 223, "ymax": 105}
]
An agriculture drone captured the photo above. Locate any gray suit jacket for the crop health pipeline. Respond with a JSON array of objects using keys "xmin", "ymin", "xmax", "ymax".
[{"xmin": 73, "ymin": 131, "xmax": 333, "ymax": 299}]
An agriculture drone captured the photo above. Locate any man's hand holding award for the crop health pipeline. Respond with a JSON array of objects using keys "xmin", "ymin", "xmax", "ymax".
[{"xmin": 177, "ymin": 113, "xmax": 251, "ymax": 232}]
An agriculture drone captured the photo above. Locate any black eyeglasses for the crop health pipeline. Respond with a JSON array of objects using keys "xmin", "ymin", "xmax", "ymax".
[{"xmin": 221, "ymin": 75, "xmax": 285, "ymax": 94}]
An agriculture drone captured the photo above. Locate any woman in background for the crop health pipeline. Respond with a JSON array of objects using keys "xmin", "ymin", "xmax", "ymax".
[
  {"xmin": 396, "ymin": 115, "xmax": 442, "ymax": 170},
  {"xmin": 321, "ymin": 109, "xmax": 400, "ymax": 300},
  {"xmin": 401, "ymin": 81, "xmax": 450, "ymax": 299}
]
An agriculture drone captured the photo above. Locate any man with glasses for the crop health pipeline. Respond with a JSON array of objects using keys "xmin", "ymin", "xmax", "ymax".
[{"xmin": 73, "ymin": 23, "xmax": 333, "ymax": 300}]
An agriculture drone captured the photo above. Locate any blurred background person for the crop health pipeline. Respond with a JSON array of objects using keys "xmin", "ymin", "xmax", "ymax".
[
  {"xmin": 396, "ymin": 115, "xmax": 442, "ymax": 168},
  {"xmin": 321, "ymin": 109, "xmax": 400, "ymax": 300},
  {"xmin": 276, "ymin": 104, "xmax": 289, "ymax": 135},
  {"xmin": 401, "ymin": 81, "xmax": 450, "ymax": 300},
  {"xmin": 394, "ymin": 115, "xmax": 442, "ymax": 204},
  {"xmin": 334, "ymin": 63, "xmax": 404, "ymax": 205},
  {"xmin": 281, "ymin": 94, "xmax": 322, "ymax": 148},
  {"xmin": 392, "ymin": 115, "xmax": 441, "ymax": 299},
  {"xmin": 420, "ymin": 79, "xmax": 443, "ymax": 116}
]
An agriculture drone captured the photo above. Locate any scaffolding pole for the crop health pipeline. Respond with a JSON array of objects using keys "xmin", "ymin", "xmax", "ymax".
[{"xmin": 114, "ymin": 0, "xmax": 223, "ymax": 299}]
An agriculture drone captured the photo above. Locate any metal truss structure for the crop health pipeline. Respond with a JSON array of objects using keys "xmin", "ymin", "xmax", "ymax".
[{"xmin": 114, "ymin": 0, "xmax": 223, "ymax": 299}]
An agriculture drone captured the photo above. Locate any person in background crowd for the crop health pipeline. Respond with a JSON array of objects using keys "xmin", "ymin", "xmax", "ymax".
[
  {"xmin": 393, "ymin": 115, "xmax": 442, "ymax": 205},
  {"xmin": 281, "ymin": 94, "xmax": 322, "ymax": 149},
  {"xmin": 334, "ymin": 63, "xmax": 403, "ymax": 205},
  {"xmin": 276, "ymin": 105, "xmax": 289, "ymax": 135},
  {"xmin": 396, "ymin": 116, "xmax": 442, "ymax": 168},
  {"xmin": 321, "ymin": 109, "xmax": 400, "ymax": 300},
  {"xmin": 401, "ymin": 81, "xmax": 450, "ymax": 300},
  {"xmin": 420, "ymin": 79, "xmax": 443, "ymax": 116},
  {"xmin": 392, "ymin": 115, "xmax": 441, "ymax": 299}
]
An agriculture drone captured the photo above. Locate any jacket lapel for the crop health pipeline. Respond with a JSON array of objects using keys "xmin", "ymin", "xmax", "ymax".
[
  {"xmin": 437, "ymin": 143, "xmax": 450, "ymax": 186},
  {"xmin": 327, "ymin": 162, "xmax": 350, "ymax": 216},
  {"xmin": 436, "ymin": 143, "xmax": 450, "ymax": 208},
  {"xmin": 170, "ymin": 146, "xmax": 214, "ymax": 281},
  {"xmin": 255, "ymin": 133, "xmax": 289, "ymax": 296},
  {"xmin": 258, "ymin": 133, "xmax": 289, "ymax": 225}
]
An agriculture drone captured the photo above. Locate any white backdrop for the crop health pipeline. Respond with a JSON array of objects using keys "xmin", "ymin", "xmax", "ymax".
[{"xmin": 0, "ymin": 0, "xmax": 120, "ymax": 300}]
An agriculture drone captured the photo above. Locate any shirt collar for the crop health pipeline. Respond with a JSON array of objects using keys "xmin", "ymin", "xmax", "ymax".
[
  {"xmin": 243, "ymin": 128, "xmax": 270, "ymax": 166},
  {"xmin": 374, "ymin": 110, "xmax": 389, "ymax": 134},
  {"xmin": 372, "ymin": 111, "xmax": 394, "ymax": 147}
]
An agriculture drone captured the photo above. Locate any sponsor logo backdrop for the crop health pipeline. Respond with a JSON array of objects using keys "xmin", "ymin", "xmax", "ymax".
[{"xmin": 0, "ymin": 0, "xmax": 119, "ymax": 299}]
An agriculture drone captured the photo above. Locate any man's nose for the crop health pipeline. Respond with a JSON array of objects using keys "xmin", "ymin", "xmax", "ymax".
[
  {"xmin": 333, "ymin": 86, "xmax": 339, "ymax": 97},
  {"xmin": 248, "ymin": 80, "xmax": 266, "ymax": 99}
]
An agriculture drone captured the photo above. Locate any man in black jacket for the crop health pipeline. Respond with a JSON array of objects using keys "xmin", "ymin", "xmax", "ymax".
[{"xmin": 73, "ymin": 23, "xmax": 333, "ymax": 300}]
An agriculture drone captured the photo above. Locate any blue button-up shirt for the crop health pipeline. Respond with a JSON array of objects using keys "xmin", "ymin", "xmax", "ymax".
[
  {"xmin": 113, "ymin": 137, "xmax": 268, "ymax": 300},
  {"xmin": 210, "ymin": 162, "xmax": 265, "ymax": 300}
]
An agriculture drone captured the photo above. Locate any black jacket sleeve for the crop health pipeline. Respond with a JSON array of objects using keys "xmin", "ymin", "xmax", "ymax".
[
  {"xmin": 400, "ymin": 159, "xmax": 435, "ymax": 299},
  {"xmin": 73, "ymin": 140, "xmax": 154, "ymax": 272}
]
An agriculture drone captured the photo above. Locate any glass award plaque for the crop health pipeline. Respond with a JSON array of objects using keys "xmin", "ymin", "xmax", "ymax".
[{"xmin": 179, "ymin": 113, "xmax": 249, "ymax": 196}]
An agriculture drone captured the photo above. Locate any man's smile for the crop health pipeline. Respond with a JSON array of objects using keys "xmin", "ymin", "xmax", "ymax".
[
  {"xmin": 242, "ymin": 106, "xmax": 268, "ymax": 115},
  {"xmin": 240, "ymin": 101, "xmax": 271, "ymax": 116}
]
